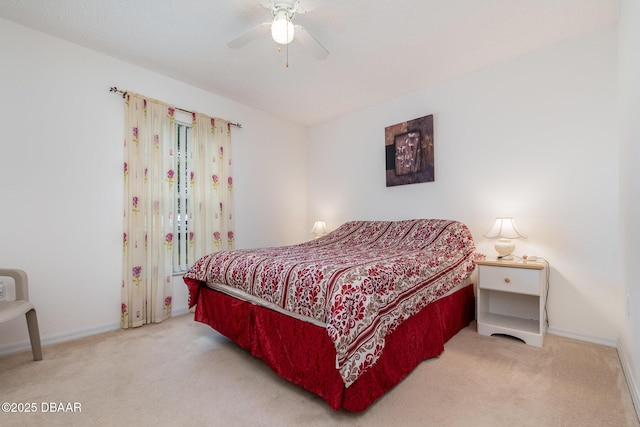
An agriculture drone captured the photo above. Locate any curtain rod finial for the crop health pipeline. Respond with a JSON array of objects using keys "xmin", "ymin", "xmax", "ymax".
[{"xmin": 109, "ymin": 86, "xmax": 127, "ymax": 98}]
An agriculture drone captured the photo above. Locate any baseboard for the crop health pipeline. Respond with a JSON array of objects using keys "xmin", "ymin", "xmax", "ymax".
[
  {"xmin": 546, "ymin": 327, "xmax": 617, "ymax": 347},
  {"xmin": 0, "ymin": 321, "xmax": 120, "ymax": 357},
  {"xmin": 171, "ymin": 306, "xmax": 191, "ymax": 316},
  {"xmin": 617, "ymin": 341, "xmax": 640, "ymax": 422},
  {"xmin": 0, "ymin": 305, "xmax": 192, "ymax": 357}
]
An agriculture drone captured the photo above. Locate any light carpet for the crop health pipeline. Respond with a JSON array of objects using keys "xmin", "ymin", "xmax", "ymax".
[{"xmin": 0, "ymin": 314, "xmax": 637, "ymax": 426}]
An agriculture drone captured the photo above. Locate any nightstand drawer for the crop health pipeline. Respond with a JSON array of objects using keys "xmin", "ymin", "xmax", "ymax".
[{"xmin": 478, "ymin": 265, "xmax": 540, "ymax": 295}]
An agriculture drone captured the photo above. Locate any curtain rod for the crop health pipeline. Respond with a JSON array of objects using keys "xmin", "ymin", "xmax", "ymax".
[{"xmin": 109, "ymin": 87, "xmax": 242, "ymax": 129}]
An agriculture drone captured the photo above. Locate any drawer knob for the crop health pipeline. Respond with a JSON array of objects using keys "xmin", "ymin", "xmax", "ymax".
[{"xmin": 504, "ymin": 277, "xmax": 511, "ymax": 283}]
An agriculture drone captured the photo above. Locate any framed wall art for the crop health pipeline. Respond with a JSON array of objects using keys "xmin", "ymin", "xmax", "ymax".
[{"xmin": 385, "ymin": 114, "xmax": 434, "ymax": 187}]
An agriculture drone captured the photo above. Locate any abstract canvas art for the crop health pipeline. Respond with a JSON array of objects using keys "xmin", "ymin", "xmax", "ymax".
[{"xmin": 385, "ymin": 114, "xmax": 434, "ymax": 187}]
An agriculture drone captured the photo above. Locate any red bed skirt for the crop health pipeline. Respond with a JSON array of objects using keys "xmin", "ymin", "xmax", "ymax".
[{"xmin": 193, "ymin": 283, "xmax": 475, "ymax": 412}]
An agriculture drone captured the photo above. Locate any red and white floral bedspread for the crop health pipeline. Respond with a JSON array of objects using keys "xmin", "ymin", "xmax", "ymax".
[{"xmin": 184, "ymin": 219, "xmax": 476, "ymax": 387}]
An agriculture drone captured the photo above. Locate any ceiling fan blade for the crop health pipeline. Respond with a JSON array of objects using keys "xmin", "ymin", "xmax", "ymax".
[
  {"xmin": 295, "ymin": 0, "xmax": 323, "ymax": 13},
  {"xmin": 294, "ymin": 25, "xmax": 329, "ymax": 60},
  {"xmin": 227, "ymin": 23, "xmax": 271, "ymax": 49}
]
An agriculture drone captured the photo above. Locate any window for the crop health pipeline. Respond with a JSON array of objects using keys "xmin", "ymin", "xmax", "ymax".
[{"xmin": 173, "ymin": 121, "xmax": 192, "ymax": 273}]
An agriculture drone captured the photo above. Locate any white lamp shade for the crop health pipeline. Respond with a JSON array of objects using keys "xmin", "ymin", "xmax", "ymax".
[
  {"xmin": 483, "ymin": 217, "xmax": 527, "ymax": 239},
  {"xmin": 271, "ymin": 10, "xmax": 294, "ymax": 44},
  {"xmin": 310, "ymin": 221, "xmax": 328, "ymax": 237}
]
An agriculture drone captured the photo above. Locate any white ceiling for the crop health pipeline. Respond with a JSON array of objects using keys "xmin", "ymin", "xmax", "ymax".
[{"xmin": 0, "ymin": 0, "xmax": 620, "ymax": 126}]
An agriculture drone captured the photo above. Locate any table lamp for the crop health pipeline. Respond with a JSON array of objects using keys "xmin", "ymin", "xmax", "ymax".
[
  {"xmin": 483, "ymin": 217, "xmax": 527, "ymax": 260},
  {"xmin": 310, "ymin": 221, "xmax": 328, "ymax": 239}
]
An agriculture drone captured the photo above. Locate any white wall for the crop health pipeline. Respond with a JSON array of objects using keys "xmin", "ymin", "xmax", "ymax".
[
  {"xmin": 308, "ymin": 26, "xmax": 620, "ymax": 344},
  {"xmin": 0, "ymin": 18, "xmax": 307, "ymax": 352},
  {"xmin": 618, "ymin": 0, "xmax": 640, "ymax": 414}
]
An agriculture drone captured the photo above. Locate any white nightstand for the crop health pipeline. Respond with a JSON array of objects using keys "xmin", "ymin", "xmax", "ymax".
[{"xmin": 476, "ymin": 258, "xmax": 548, "ymax": 347}]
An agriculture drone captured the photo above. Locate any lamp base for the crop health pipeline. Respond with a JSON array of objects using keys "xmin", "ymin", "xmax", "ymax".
[{"xmin": 494, "ymin": 238, "xmax": 515, "ymax": 259}]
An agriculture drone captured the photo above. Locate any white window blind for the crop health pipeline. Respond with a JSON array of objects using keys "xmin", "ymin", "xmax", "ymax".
[{"xmin": 173, "ymin": 121, "xmax": 191, "ymax": 273}]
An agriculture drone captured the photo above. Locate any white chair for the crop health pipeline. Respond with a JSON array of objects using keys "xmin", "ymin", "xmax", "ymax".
[{"xmin": 0, "ymin": 268, "xmax": 42, "ymax": 360}]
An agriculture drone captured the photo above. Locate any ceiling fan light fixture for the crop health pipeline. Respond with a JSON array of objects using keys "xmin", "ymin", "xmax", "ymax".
[{"xmin": 271, "ymin": 9, "xmax": 295, "ymax": 45}]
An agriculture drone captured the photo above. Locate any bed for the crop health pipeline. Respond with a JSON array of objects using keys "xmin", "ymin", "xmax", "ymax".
[{"xmin": 183, "ymin": 219, "xmax": 476, "ymax": 411}]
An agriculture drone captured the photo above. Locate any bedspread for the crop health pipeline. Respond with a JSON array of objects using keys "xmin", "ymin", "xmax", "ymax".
[{"xmin": 184, "ymin": 219, "xmax": 476, "ymax": 387}]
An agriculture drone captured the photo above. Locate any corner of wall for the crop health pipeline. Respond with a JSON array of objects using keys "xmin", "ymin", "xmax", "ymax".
[{"xmin": 617, "ymin": 340, "xmax": 640, "ymax": 422}]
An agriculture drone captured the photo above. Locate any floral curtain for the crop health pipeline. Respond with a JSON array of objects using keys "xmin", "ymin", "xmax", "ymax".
[
  {"xmin": 121, "ymin": 94, "xmax": 175, "ymax": 328},
  {"xmin": 188, "ymin": 113, "xmax": 235, "ymax": 262}
]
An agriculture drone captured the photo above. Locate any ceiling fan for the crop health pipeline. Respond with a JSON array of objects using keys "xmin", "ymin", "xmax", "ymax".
[{"xmin": 227, "ymin": 0, "xmax": 329, "ymax": 60}]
